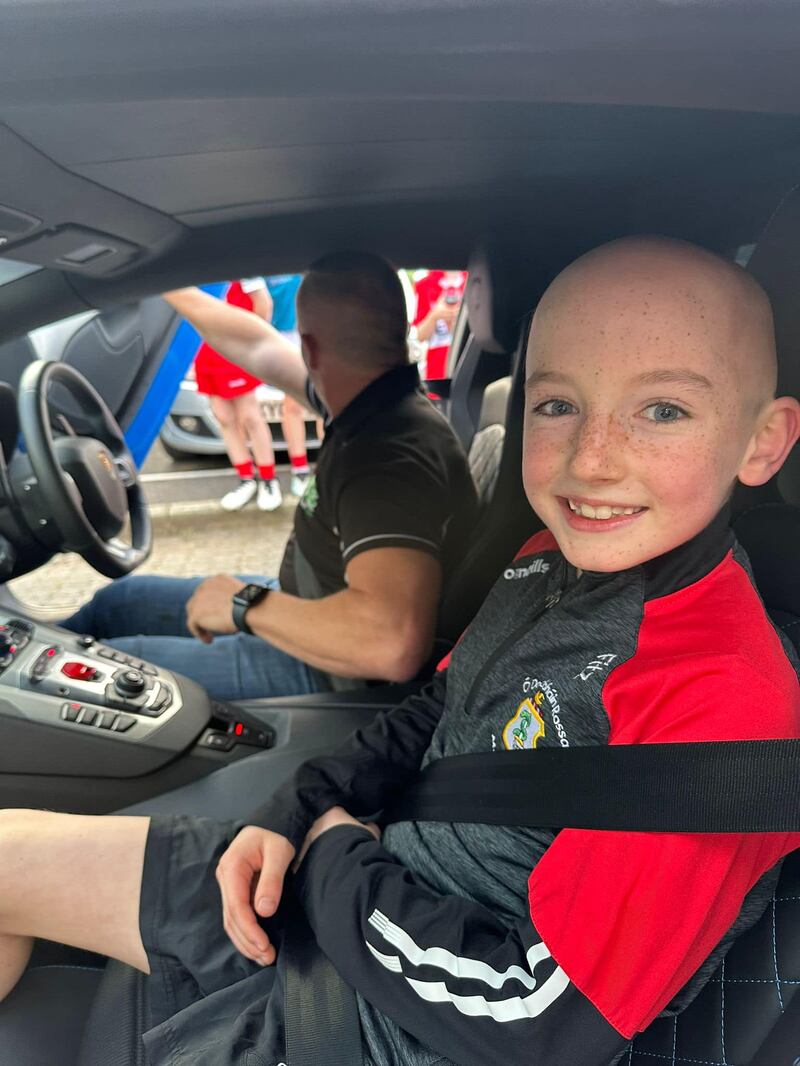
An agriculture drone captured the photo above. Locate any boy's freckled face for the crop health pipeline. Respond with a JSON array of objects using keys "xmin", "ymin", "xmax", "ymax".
[{"xmin": 522, "ymin": 262, "xmax": 763, "ymax": 573}]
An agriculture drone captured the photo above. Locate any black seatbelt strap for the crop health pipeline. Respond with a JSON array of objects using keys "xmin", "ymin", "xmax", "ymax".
[
  {"xmin": 283, "ymin": 903, "xmax": 363, "ymax": 1066},
  {"xmin": 385, "ymin": 739, "xmax": 800, "ymax": 832}
]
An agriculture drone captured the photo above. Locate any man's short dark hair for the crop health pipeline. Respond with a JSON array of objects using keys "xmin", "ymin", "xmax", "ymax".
[{"xmin": 298, "ymin": 250, "xmax": 408, "ymax": 368}]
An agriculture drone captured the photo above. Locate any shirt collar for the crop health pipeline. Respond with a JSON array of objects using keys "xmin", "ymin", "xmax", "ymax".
[
  {"xmin": 328, "ymin": 363, "xmax": 422, "ymax": 439},
  {"xmin": 574, "ymin": 505, "xmax": 734, "ymax": 600}
]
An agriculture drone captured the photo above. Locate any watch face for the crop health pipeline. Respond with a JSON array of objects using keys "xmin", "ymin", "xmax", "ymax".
[{"xmin": 239, "ymin": 583, "xmax": 267, "ymax": 605}]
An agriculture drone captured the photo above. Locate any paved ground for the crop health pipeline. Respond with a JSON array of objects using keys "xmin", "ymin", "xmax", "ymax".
[{"xmin": 9, "ymin": 480, "xmax": 297, "ymax": 617}]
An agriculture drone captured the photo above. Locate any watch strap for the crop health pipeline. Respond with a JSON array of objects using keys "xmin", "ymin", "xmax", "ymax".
[{"xmin": 232, "ymin": 583, "xmax": 270, "ymax": 635}]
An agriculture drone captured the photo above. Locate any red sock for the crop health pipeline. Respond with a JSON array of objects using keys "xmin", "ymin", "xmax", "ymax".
[
  {"xmin": 290, "ymin": 454, "xmax": 310, "ymax": 471},
  {"xmin": 258, "ymin": 463, "xmax": 276, "ymax": 482},
  {"xmin": 235, "ymin": 460, "xmax": 254, "ymax": 480}
]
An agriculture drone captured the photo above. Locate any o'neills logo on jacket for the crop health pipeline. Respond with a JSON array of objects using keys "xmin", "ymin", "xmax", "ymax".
[{"xmin": 503, "ymin": 558, "xmax": 550, "ymax": 580}]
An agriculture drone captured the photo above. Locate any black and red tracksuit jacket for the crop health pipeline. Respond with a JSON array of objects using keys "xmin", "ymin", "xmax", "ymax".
[{"xmin": 252, "ymin": 511, "xmax": 800, "ymax": 1066}]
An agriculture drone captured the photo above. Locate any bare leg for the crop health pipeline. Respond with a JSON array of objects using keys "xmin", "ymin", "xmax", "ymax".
[
  {"xmin": 281, "ymin": 395, "xmax": 307, "ymax": 463},
  {"xmin": 210, "ymin": 394, "xmax": 251, "ymax": 467},
  {"xmin": 0, "ymin": 933, "xmax": 33, "ymax": 1001},
  {"xmin": 233, "ymin": 392, "xmax": 275, "ymax": 469},
  {"xmin": 0, "ymin": 809, "xmax": 151, "ymax": 1003}
]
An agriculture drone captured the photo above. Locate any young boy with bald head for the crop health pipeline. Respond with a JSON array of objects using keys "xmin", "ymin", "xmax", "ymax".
[{"xmin": 1, "ymin": 238, "xmax": 799, "ymax": 1066}]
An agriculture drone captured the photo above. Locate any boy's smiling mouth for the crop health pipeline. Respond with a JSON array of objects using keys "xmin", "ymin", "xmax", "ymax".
[{"xmin": 559, "ymin": 496, "xmax": 648, "ymax": 530}]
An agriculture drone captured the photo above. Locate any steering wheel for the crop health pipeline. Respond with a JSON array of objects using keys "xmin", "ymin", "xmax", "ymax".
[{"xmin": 16, "ymin": 360, "xmax": 152, "ymax": 578}]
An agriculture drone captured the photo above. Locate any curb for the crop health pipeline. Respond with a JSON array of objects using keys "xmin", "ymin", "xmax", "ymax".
[{"xmin": 149, "ymin": 499, "xmax": 225, "ymax": 520}]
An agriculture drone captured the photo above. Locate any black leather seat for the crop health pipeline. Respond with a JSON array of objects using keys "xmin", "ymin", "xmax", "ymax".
[{"xmin": 630, "ymin": 851, "xmax": 800, "ymax": 1065}]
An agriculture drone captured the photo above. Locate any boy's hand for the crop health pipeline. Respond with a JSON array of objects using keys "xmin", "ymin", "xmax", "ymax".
[
  {"xmin": 216, "ymin": 826, "xmax": 295, "ymax": 965},
  {"xmin": 294, "ymin": 805, "xmax": 380, "ymax": 869}
]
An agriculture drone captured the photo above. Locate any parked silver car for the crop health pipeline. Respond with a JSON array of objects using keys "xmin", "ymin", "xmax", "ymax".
[{"xmin": 160, "ymin": 372, "xmax": 322, "ymax": 459}]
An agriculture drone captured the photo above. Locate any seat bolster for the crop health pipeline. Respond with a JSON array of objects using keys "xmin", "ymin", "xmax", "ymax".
[{"xmin": 0, "ymin": 964, "xmax": 103, "ymax": 1066}]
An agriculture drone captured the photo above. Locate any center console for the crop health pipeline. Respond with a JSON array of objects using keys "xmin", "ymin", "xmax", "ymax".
[
  {"xmin": 0, "ymin": 611, "xmax": 274, "ymax": 786},
  {"xmin": 0, "ymin": 609, "xmax": 407, "ymax": 817},
  {"xmin": 1, "ymin": 615, "xmax": 184, "ymax": 738}
]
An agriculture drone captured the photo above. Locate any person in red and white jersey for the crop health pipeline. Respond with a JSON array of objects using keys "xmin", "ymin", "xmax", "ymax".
[
  {"xmin": 412, "ymin": 269, "xmax": 468, "ymax": 383},
  {"xmin": 194, "ymin": 278, "xmax": 283, "ymax": 511}
]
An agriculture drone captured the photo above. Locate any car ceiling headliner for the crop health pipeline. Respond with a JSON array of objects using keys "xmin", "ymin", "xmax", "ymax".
[{"xmin": 1, "ymin": 0, "xmax": 800, "ymax": 336}]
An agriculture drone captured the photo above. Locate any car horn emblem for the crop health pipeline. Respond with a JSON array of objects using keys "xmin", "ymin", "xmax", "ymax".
[{"xmin": 97, "ymin": 450, "xmax": 114, "ymax": 477}]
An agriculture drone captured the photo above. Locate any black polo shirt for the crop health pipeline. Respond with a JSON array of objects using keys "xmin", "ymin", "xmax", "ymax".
[{"xmin": 278, "ymin": 363, "xmax": 477, "ymax": 600}]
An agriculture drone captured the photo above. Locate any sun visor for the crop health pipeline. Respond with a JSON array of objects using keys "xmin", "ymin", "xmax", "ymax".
[
  {"xmin": 0, "ymin": 123, "xmax": 183, "ymax": 278},
  {"xmin": 7, "ymin": 225, "xmax": 141, "ymax": 277}
]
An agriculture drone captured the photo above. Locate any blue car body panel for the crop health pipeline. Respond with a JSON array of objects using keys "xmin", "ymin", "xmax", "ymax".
[{"xmin": 124, "ymin": 283, "xmax": 226, "ymax": 467}]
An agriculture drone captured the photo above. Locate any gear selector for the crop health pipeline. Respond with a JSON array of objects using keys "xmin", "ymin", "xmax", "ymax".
[{"xmin": 115, "ymin": 668, "xmax": 147, "ymax": 697}]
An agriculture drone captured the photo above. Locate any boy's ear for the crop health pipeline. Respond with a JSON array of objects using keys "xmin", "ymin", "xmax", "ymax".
[{"xmin": 737, "ymin": 396, "xmax": 800, "ymax": 486}]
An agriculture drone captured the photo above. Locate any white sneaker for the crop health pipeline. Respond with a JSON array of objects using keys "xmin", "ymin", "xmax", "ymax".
[
  {"xmin": 290, "ymin": 472, "xmax": 311, "ymax": 497},
  {"xmin": 257, "ymin": 479, "xmax": 283, "ymax": 511},
  {"xmin": 221, "ymin": 479, "xmax": 257, "ymax": 511}
]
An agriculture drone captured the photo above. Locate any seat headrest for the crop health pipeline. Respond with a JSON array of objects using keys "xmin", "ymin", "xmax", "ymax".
[
  {"xmin": 746, "ymin": 185, "xmax": 800, "ymax": 407},
  {"xmin": 744, "ymin": 185, "xmax": 800, "ymax": 504},
  {"xmin": 466, "ymin": 245, "xmax": 550, "ymax": 354},
  {"xmin": 732, "ymin": 502, "xmax": 800, "ymax": 621},
  {"xmin": 477, "ymin": 376, "xmax": 511, "ymax": 431}
]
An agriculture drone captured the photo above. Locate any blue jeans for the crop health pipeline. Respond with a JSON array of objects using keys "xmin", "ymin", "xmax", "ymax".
[{"xmin": 62, "ymin": 574, "xmax": 329, "ymax": 702}]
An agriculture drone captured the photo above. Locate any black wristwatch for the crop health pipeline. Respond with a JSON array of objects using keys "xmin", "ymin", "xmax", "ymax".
[{"xmin": 232, "ymin": 582, "xmax": 271, "ymax": 635}]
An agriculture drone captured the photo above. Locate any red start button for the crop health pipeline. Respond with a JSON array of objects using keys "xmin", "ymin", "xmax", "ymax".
[{"xmin": 61, "ymin": 661, "xmax": 99, "ymax": 682}]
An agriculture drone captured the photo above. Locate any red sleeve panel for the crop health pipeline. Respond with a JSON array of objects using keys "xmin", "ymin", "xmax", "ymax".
[
  {"xmin": 528, "ymin": 549, "xmax": 800, "ymax": 1039},
  {"xmin": 513, "ymin": 528, "xmax": 558, "ymax": 560}
]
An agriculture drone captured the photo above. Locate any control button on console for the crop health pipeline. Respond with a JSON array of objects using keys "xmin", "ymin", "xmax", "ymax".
[
  {"xmin": 203, "ymin": 731, "xmax": 234, "ymax": 752},
  {"xmin": 115, "ymin": 668, "xmax": 147, "ymax": 697},
  {"xmin": 61, "ymin": 661, "xmax": 100, "ymax": 683},
  {"xmin": 77, "ymin": 706, "xmax": 98, "ymax": 726},
  {"xmin": 95, "ymin": 712, "xmax": 114, "ymax": 730},
  {"xmin": 141, "ymin": 663, "xmax": 158, "ymax": 676},
  {"xmin": 31, "ymin": 646, "xmax": 60, "ymax": 680},
  {"xmin": 229, "ymin": 722, "xmax": 271, "ymax": 748},
  {"xmin": 61, "ymin": 701, "xmax": 81, "ymax": 722},
  {"xmin": 77, "ymin": 635, "xmax": 94, "ymax": 648},
  {"xmin": 137, "ymin": 702, "xmax": 166, "ymax": 718},
  {"xmin": 148, "ymin": 682, "xmax": 171, "ymax": 712},
  {"xmin": 112, "ymin": 714, "xmax": 136, "ymax": 733}
]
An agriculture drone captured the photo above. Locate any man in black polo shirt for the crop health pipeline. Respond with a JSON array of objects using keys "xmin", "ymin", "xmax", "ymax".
[{"xmin": 63, "ymin": 253, "xmax": 477, "ymax": 700}]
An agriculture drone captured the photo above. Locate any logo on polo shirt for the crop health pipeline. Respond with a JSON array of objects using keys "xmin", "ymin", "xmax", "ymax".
[
  {"xmin": 503, "ymin": 558, "xmax": 550, "ymax": 580},
  {"xmin": 299, "ymin": 475, "xmax": 318, "ymax": 516}
]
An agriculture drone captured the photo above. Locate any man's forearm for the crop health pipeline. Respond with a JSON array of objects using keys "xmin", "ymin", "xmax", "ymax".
[
  {"xmin": 246, "ymin": 586, "xmax": 428, "ymax": 682},
  {"xmin": 163, "ymin": 288, "xmax": 310, "ymax": 406}
]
